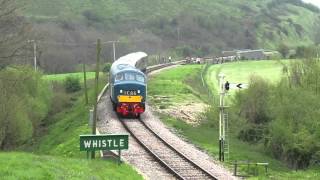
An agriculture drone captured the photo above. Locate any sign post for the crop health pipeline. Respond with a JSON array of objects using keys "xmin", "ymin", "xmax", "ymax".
[{"xmin": 80, "ymin": 134, "xmax": 129, "ymax": 161}]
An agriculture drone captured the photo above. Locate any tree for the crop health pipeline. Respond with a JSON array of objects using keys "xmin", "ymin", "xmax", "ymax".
[
  {"xmin": 0, "ymin": 0, "xmax": 31, "ymax": 68},
  {"xmin": 0, "ymin": 66, "xmax": 51, "ymax": 149},
  {"xmin": 278, "ymin": 43, "xmax": 290, "ymax": 58}
]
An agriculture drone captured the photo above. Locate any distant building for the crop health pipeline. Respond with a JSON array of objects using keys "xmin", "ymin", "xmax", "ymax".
[{"xmin": 222, "ymin": 49, "xmax": 278, "ymax": 60}]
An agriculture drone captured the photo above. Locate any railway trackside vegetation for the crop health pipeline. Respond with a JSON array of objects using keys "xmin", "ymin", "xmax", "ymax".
[
  {"xmin": 231, "ymin": 59, "xmax": 320, "ymax": 169},
  {"xmin": 0, "ymin": 152, "xmax": 141, "ymax": 180},
  {"xmin": 149, "ymin": 62, "xmax": 320, "ymax": 179},
  {"xmin": 0, "ymin": 69, "xmax": 142, "ymax": 179},
  {"xmin": 64, "ymin": 76, "xmax": 81, "ymax": 93},
  {"xmin": 0, "ymin": 66, "xmax": 51, "ymax": 149},
  {"xmin": 32, "ymin": 75, "xmax": 107, "ymax": 157}
]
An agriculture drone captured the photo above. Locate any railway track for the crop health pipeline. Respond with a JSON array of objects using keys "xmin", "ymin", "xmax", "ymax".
[
  {"xmin": 118, "ymin": 116, "xmax": 218, "ymax": 180},
  {"xmin": 97, "ymin": 61, "xmax": 232, "ymax": 179}
]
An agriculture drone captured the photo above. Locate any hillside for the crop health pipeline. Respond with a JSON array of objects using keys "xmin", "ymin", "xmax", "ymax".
[{"xmin": 18, "ymin": 0, "xmax": 320, "ymax": 72}]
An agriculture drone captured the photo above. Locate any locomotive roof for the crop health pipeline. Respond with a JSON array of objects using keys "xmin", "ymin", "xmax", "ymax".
[
  {"xmin": 110, "ymin": 52, "xmax": 147, "ymax": 76},
  {"xmin": 116, "ymin": 52, "xmax": 147, "ymax": 67}
]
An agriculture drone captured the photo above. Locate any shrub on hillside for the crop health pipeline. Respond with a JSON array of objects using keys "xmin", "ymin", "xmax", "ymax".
[
  {"xmin": 64, "ymin": 76, "xmax": 81, "ymax": 93},
  {"xmin": 47, "ymin": 82, "xmax": 72, "ymax": 119},
  {"xmin": 232, "ymin": 59, "xmax": 320, "ymax": 169},
  {"xmin": 0, "ymin": 66, "xmax": 52, "ymax": 149}
]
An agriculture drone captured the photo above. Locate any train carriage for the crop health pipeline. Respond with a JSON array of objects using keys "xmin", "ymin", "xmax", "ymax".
[{"xmin": 109, "ymin": 52, "xmax": 148, "ymax": 117}]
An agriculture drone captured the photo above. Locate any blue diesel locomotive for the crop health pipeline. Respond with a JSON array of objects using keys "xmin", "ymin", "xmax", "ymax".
[{"xmin": 109, "ymin": 52, "xmax": 148, "ymax": 116}]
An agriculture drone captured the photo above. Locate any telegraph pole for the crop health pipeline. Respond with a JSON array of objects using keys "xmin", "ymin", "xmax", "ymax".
[
  {"xmin": 28, "ymin": 40, "xmax": 37, "ymax": 71},
  {"xmin": 83, "ymin": 63, "xmax": 88, "ymax": 105},
  {"xmin": 101, "ymin": 40, "xmax": 119, "ymax": 62},
  {"xmin": 112, "ymin": 41, "xmax": 116, "ymax": 62},
  {"xmin": 92, "ymin": 39, "xmax": 101, "ymax": 159}
]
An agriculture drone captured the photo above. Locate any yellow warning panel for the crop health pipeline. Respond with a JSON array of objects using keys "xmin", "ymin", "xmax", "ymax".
[{"xmin": 118, "ymin": 95, "xmax": 142, "ymax": 102}]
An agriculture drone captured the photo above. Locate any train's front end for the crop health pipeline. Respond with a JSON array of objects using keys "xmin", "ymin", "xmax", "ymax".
[{"xmin": 111, "ymin": 67, "xmax": 146, "ymax": 117}]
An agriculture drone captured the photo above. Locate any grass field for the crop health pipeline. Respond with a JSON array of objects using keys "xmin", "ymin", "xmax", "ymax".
[
  {"xmin": 148, "ymin": 65, "xmax": 208, "ymax": 107},
  {"xmin": 43, "ymin": 72, "xmax": 103, "ymax": 82},
  {"xmin": 148, "ymin": 61, "xmax": 320, "ymax": 179},
  {"xmin": 205, "ymin": 60, "xmax": 290, "ymax": 93}
]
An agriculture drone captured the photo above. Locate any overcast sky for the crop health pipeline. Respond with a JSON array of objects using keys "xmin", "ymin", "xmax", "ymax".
[{"xmin": 302, "ymin": 0, "xmax": 320, "ymax": 8}]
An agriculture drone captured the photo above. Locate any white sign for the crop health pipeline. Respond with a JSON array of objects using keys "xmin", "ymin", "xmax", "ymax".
[{"xmin": 230, "ymin": 83, "xmax": 248, "ymax": 89}]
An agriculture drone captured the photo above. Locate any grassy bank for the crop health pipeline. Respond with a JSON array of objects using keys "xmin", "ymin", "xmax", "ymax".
[
  {"xmin": 148, "ymin": 62, "xmax": 320, "ymax": 179},
  {"xmin": 0, "ymin": 152, "xmax": 141, "ymax": 180},
  {"xmin": 148, "ymin": 64, "xmax": 208, "ymax": 107},
  {"xmin": 0, "ymin": 72, "xmax": 142, "ymax": 179}
]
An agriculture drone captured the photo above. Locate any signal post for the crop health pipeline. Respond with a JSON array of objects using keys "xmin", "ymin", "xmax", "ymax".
[
  {"xmin": 218, "ymin": 74, "xmax": 245, "ymax": 161},
  {"xmin": 218, "ymin": 74, "xmax": 229, "ymax": 161}
]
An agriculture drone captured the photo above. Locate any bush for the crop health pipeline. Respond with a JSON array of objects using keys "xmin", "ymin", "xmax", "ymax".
[
  {"xmin": 64, "ymin": 76, "xmax": 81, "ymax": 93},
  {"xmin": 47, "ymin": 82, "xmax": 72, "ymax": 119},
  {"xmin": 233, "ymin": 59, "xmax": 320, "ymax": 169},
  {"xmin": 233, "ymin": 75, "xmax": 271, "ymax": 125},
  {"xmin": 102, "ymin": 63, "xmax": 111, "ymax": 73},
  {"xmin": 0, "ymin": 66, "xmax": 52, "ymax": 149}
]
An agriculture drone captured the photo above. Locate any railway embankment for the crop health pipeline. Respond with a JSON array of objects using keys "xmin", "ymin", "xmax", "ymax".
[
  {"xmin": 0, "ymin": 73, "xmax": 142, "ymax": 179},
  {"xmin": 149, "ymin": 61, "xmax": 320, "ymax": 179}
]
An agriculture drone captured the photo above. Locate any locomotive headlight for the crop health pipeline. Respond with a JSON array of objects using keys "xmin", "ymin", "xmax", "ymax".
[
  {"xmin": 120, "ymin": 89, "xmax": 123, "ymax": 93},
  {"xmin": 137, "ymin": 90, "xmax": 140, "ymax": 94}
]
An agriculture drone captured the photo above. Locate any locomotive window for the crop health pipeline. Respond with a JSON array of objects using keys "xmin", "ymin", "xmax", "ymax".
[
  {"xmin": 115, "ymin": 73, "xmax": 123, "ymax": 81},
  {"xmin": 136, "ymin": 74, "xmax": 145, "ymax": 82},
  {"xmin": 124, "ymin": 72, "xmax": 135, "ymax": 81}
]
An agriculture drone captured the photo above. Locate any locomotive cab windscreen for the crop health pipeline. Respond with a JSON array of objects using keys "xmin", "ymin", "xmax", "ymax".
[{"xmin": 114, "ymin": 72, "xmax": 145, "ymax": 83}]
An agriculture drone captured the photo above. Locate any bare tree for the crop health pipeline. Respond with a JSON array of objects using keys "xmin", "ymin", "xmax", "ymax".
[{"xmin": 0, "ymin": 0, "xmax": 31, "ymax": 68}]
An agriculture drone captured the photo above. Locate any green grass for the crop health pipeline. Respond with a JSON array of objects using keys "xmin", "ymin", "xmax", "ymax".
[
  {"xmin": 204, "ymin": 60, "xmax": 292, "ymax": 105},
  {"xmin": 43, "ymin": 72, "xmax": 100, "ymax": 82},
  {"xmin": 32, "ymin": 76, "xmax": 105, "ymax": 157},
  {"xmin": 148, "ymin": 62, "xmax": 320, "ymax": 179},
  {"xmin": 0, "ymin": 74, "xmax": 142, "ymax": 179},
  {"xmin": 0, "ymin": 152, "xmax": 142, "ymax": 180},
  {"xmin": 148, "ymin": 64, "xmax": 206, "ymax": 106},
  {"xmin": 206, "ymin": 60, "xmax": 290, "ymax": 94}
]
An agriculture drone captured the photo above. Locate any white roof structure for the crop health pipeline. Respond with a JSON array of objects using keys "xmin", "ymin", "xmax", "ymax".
[
  {"xmin": 114, "ymin": 52, "xmax": 147, "ymax": 67},
  {"xmin": 110, "ymin": 52, "xmax": 148, "ymax": 75}
]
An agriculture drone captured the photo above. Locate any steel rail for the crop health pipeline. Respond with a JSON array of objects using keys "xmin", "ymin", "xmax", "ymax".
[
  {"xmin": 139, "ymin": 118, "xmax": 218, "ymax": 179},
  {"xmin": 119, "ymin": 117, "xmax": 217, "ymax": 179},
  {"xmin": 118, "ymin": 116, "xmax": 186, "ymax": 180}
]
